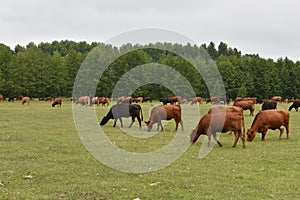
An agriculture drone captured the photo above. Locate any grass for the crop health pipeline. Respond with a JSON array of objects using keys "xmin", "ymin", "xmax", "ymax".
[{"xmin": 0, "ymin": 100, "xmax": 300, "ymax": 199}]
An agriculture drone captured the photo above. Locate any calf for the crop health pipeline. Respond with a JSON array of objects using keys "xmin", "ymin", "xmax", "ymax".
[
  {"xmin": 52, "ymin": 97, "xmax": 62, "ymax": 107},
  {"xmin": 100, "ymin": 103, "xmax": 143, "ymax": 128},
  {"xmin": 190, "ymin": 112, "xmax": 246, "ymax": 148},
  {"xmin": 233, "ymin": 100, "xmax": 255, "ymax": 116},
  {"xmin": 288, "ymin": 100, "xmax": 300, "ymax": 112},
  {"xmin": 145, "ymin": 105, "xmax": 183, "ymax": 132},
  {"xmin": 247, "ymin": 109, "xmax": 290, "ymax": 141},
  {"xmin": 262, "ymin": 101, "xmax": 277, "ymax": 110}
]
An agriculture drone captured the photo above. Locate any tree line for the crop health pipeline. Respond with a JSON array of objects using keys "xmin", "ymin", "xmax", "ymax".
[{"xmin": 0, "ymin": 40, "xmax": 299, "ymax": 100}]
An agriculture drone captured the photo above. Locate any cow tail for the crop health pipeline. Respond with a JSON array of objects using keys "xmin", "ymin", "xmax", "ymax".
[{"xmin": 140, "ymin": 107, "xmax": 143, "ymax": 121}]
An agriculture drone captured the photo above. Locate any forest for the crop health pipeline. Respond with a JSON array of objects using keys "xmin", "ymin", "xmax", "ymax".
[{"xmin": 0, "ymin": 40, "xmax": 299, "ymax": 100}]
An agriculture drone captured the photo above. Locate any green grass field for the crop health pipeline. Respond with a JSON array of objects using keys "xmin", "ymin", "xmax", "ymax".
[{"xmin": 1, "ymin": 100, "xmax": 300, "ymax": 199}]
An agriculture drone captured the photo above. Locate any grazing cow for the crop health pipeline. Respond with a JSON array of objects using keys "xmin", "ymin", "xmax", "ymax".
[
  {"xmin": 142, "ymin": 97, "xmax": 152, "ymax": 103},
  {"xmin": 159, "ymin": 96, "xmax": 179, "ymax": 105},
  {"xmin": 234, "ymin": 97, "xmax": 257, "ymax": 104},
  {"xmin": 247, "ymin": 110, "xmax": 290, "ymax": 141},
  {"xmin": 100, "ymin": 103, "xmax": 143, "ymax": 128},
  {"xmin": 233, "ymin": 100, "xmax": 255, "ymax": 116},
  {"xmin": 0, "ymin": 93, "xmax": 3, "ymax": 101},
  {"xmin": 189, "ymin": 97, "xmax": 202, "ymax": 105},
  {"xmin": 206, "ymin": 96, "xmax": 220, "ymax": 104},
  {"xmin": 75, "ymin": 96, "xmax": 90, "ymax": 106},
  {"xmin": 98, "ymin": 97, "xmax": 110, "ymax": 106},
  {"xmin": 270, "ymin": 96, "xmax": 282, "ymax": 103},
  {"xmin": 21, "ymin": 97, "xmax": 30, "ymax": 105},
  {"xmin": 117, "ymin": 96, "xmax": 132, "ymax": 104},
  {"xmin": 145, "ymin": 105, "xmax": 183, "ymax": 132},
  {"xmin": 132, "ymin": 97, "xmax": 143, "ymax": 103},
  {"xmin": 288, "ymin": 100, "xmax": 300, "ymax": 112},
  {"xmin": 190, "ymin": 112, "xmax": 246, "ymax": 148},
  {"xmin": 262, "ymin": 101, "xmax": 277, "ymax": 110},
  {"xmin": 52, "ymin": 97, "xmax": 62, "ymax": 107},
  {"xmin": 208, "ymin": 106, "xmax": 243, "ymax": 115},
  {"xmin": 44, "ymin": 96, "xmax": 52, "ymax": 101}
]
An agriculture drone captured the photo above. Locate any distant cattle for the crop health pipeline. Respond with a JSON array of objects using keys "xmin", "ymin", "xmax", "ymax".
[
  {"xmin": 159, "ymin": 96, "xmax": 179, "ymax": 105},
  {"xmin": 132, "ymin": 97, "xmax": 143, "ymax": 103},
  {"xmin": 21, "ymin": 97, "xmax": 30, "ymax": 105},
  {"xmin": 98, "ymin": 97, "xmax": 110, "ymax": 106},
  {"xmin": 189, "ymin": 97, "xmax": 202, "ymax": 105},
  {"xmin": 247, "ymin": 110, "xmax": 290, "ymax": 141},
  {"xmin": 117, "ymin": 96, "xmax": 132, "ymax": 104},
  {"xmin": 52, "ymin": 98, "xmax": 62, "ymax": 107},
  {"xmin": 44, "ymin": 96, "xmax": 52, "ymax": 101},
  {"xmin": 206, "ymin": 96, "xmax": 220, "ymax": 104},
  {"xmin": 234, "ymin": 97, "xmax": 257, "ymax": 104},
  {"xmin": 262, "ymin": 101, "xmax": 277, "ymax": 110},
  {"xmin": 233, "ymin": 100, "xmax": 255, "ymax": 116},
  {"xmin": 288, "ymin": 100, "xmax": 300, "ymax": 112},
  {"xmin": 270, "ymin": 96, "xmax": 282, "ymax": 103},
  {"xmin": 100, "ymin": 103, "xmax": 143, "ymax": 128},
  {"xmin": 190, "ymin": 112, "xmax": 246, "ymax": 148},
  {"xmin": 75, "ymin": 96, "xmax": 90, "ymax": 106},
  {"xmin": 145, "ymin": 105, "xmax": 183, "ymax": 132},
  {"xmin": 142, "ymin": 97, "xmax": 152, "ymax": 103},
  {"xmin": 0, "ymin": 93, "xmax": 3, "ymax": 101}
]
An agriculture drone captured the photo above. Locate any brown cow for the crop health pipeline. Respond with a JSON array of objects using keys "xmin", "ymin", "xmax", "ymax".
[
  {"xmin": 75, "ymin": 96, "xmax": 90, "ymax": 106},
  {"xmin": 206, "ymin": 96, "xmax": 220, "ymax": 104},
  {"xmin": 0, "ymin": 93, "xmax": 3, "ymax": 101},
  {"xmin": 190, "ymin": 97, "xmax": 202, "ymax": 105},
  {"xmin": 145, "ymin": 105, "xmax": 183, "ymax": 132},
  {"xmin": 208, "ymin": 106, "xmax": 243, "ymax": 115},
  {"xmin": 52, "ymin": 97, "xmax": 62, "ymax": 107},
  {"xmin": 44, "ymin": 96, "xmax": 52, "ymax": 101},
  {"xmin": 247, "ymin": 109, "xmax": 290, "ymax": 142},
  {"xmin": 132, "ymin": 97, "xmax": 143, "ymax": 103},
  {"xmin": 190, "ymin": 112, "xmax": 246, "ymax": 148},
  {"xmin": 98, "ymin": 97, "xmax": 110, "ymax": 106},
  {"xmin": 234, "ymin": 97, "xmax": 257, "ymax": 104},
  {"xmin": 117, "ymin": 96, "xmax": 132, "ymax": 104},
  {"xmin": 233, "ymin": 100, "xmax": 255, "ymax": 116},
  {"xmin": 270, "ymin": 96, "xmax": 282, "ymax": 103},
  {"xmin": 21, "ymin": 97, "xmax": 30, "ymax": 105}
]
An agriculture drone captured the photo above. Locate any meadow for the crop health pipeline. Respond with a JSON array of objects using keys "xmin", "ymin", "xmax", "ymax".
[{"xmin": 0, "ymin": 100, "xmax": 300, "ymax": 199}]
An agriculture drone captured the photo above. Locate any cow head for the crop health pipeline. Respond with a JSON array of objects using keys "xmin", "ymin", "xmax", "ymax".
[
  {"xmin": 144, "ymin": 120, "xmax": 152, "ymax": 132},
  {"xmin": 246, "ymin": 128, "xmax": 257, "ymax": 141},
  {"xmin": 190, "ymin": 128, "xmax": 198, "ymax": 144},
  {"xmin": 100, "ymin": 116, "xmax": 109, "ymax": 126}
]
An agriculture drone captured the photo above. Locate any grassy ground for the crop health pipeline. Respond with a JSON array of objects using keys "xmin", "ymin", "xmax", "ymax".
[{"xmin": 0, "ymin": 100, "xmax": 300, "ymax": 199}]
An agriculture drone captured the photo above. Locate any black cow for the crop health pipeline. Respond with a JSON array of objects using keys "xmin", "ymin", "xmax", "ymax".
[
  {"xmin": 262, "ymin": 101, "xmax": 277, "ymax": 110},
  {"xmin": 100, "ymin": 103, "xmax": 143, "ymax": 128},
  {"xmin": 142, "ymin": 96, "xmax": 152, "ymax": 103},
  {"xmin": 289, "ymin": 100, "xmax": 300, "ymax": 112}
]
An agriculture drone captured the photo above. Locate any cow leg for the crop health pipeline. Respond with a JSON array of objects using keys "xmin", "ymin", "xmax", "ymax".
[
  {"xmin": 285, "ymin": 124, "xmax": 290, "ymax": 139},
  {"xmin": 113, "ymin": 119, "xmax": 117, "ymax": 127},
  {"xmin": 128, "ymin": 116, "xmax": 135, "ymax": 128},
  {"xmin": 213, "ymin": 132, "xmax": 222, "ymax": 147},
  {"xmin": 232, "ymin": 131, "xmax": 239, "ymax": 148},
  {"xmin": 136, "ymin": 115, "xmax": 142, "ymax": 129},
  {"xmin": 119, "ymin": 118, "xmax": 123, "ymax": 127},
  {"xmin": 175, "ymin": 121, "xmax": 179, "ymax": 131},
  {"xmin": 180, "ymin": 120, "xmax": 184, "ymax": 131},
  {"xmin": 279, "ymin": 127, "xmax": 284, "ymax": 139}
]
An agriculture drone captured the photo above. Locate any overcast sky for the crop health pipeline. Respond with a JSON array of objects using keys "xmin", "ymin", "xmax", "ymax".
[{"xmin": 0, "ymin": 0, "xmax": 299, "ymax": 61}]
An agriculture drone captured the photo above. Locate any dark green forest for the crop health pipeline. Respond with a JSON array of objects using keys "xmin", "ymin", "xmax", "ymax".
[{"xmin": 0, "ymin": 40, "xmax": 299, "ymax": 100}]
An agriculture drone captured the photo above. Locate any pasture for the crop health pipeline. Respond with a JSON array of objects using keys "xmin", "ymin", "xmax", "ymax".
[{"xmin": 0, "ymin": 100, "xmax": 300, "ymax": 199}]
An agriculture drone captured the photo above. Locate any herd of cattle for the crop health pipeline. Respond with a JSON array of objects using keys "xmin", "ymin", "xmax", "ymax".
[
  {"xmin": 96, "ymin": 95, "xmax": 299, "ymax": 149},
  {"xmin": 0, "ymin": 94, "xmax": 62, "ymax": 107},
  {"xmin": 1, "ymin": 93, "xmax": 299, "ymax": 149}
]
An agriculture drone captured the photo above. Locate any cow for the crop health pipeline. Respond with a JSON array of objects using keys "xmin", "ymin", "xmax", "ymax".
[
  {"xmin": 117, "ymin": 96, "xmax": 132, "ymax": 104},
  {"xmin": 44, "ymin": 96, "xmax": 52, "ymax": 101},
  {"xmin": 159, "ymin": 96, "xmax": 179, "ymax": 105},
  {"xmin": 233, "ymin": 100, "xmax": 255, "ymax": 116},
  {"xmin": 189, "ymin": 97, "xmax": 202, "ymax": 105},
  {"xmin": 21, "ymin": 97, "xmax": 30, "ymax": 105},
  {"xmin": 75, "ymin": 96, "xmax": 90, "ymax": 106},
  {"xmin": 247, "ymin": 110, "xmax": 290, "ymax": 142},
  {"xmin": 206, "ymin": 96, "xmax": 220, "ymax": 104},
  {"xmin": 262, "ymin": 101, "xmax": 277, "ymax": 110},
  {"xmin": 190, "ymin": 112, "xmax": 246, "ymax": 148},
  {"xmin": 207, "ymin": 105, "xmax": 243, "ymax": 115},
  {"xmin": 98, "ymin": 97, "xmax": 110, "ymax": 106},
  {"xmin": 142, "ymin": 97, "xmax": 152, "ymax": 103},
  {"xmin": 234, "ymin": 97, "xmax": 257, "ymax": 104},
  {"xmin": 52, "ymin": 97, "xmax": 62, "ymax": 107},
  {"xmin": 270, "ymin": 96, "xmax": 282, "ymax": 103},
  {"xmin": 288, "ymin": 100, "xmax": 300, "ymax": 112},
  {"xmin": 144, "ymin": 105, "xmax": 183, "ymax": 132},
  {"xmin": 100, "ymin": 103, "xmax": 143, "ymax": 128},
  {"xmin": 132, "ymin": 97, "xmax": 143, "ymax": 103},
  {"xmin": 0, "ymin": 93, "xmax": 3, "ymax": 101}
]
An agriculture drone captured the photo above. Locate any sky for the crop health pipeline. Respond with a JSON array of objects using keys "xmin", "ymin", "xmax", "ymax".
[{"xmin": 0, "ymin": 0, "xmax": 299, "ymax": 61}]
